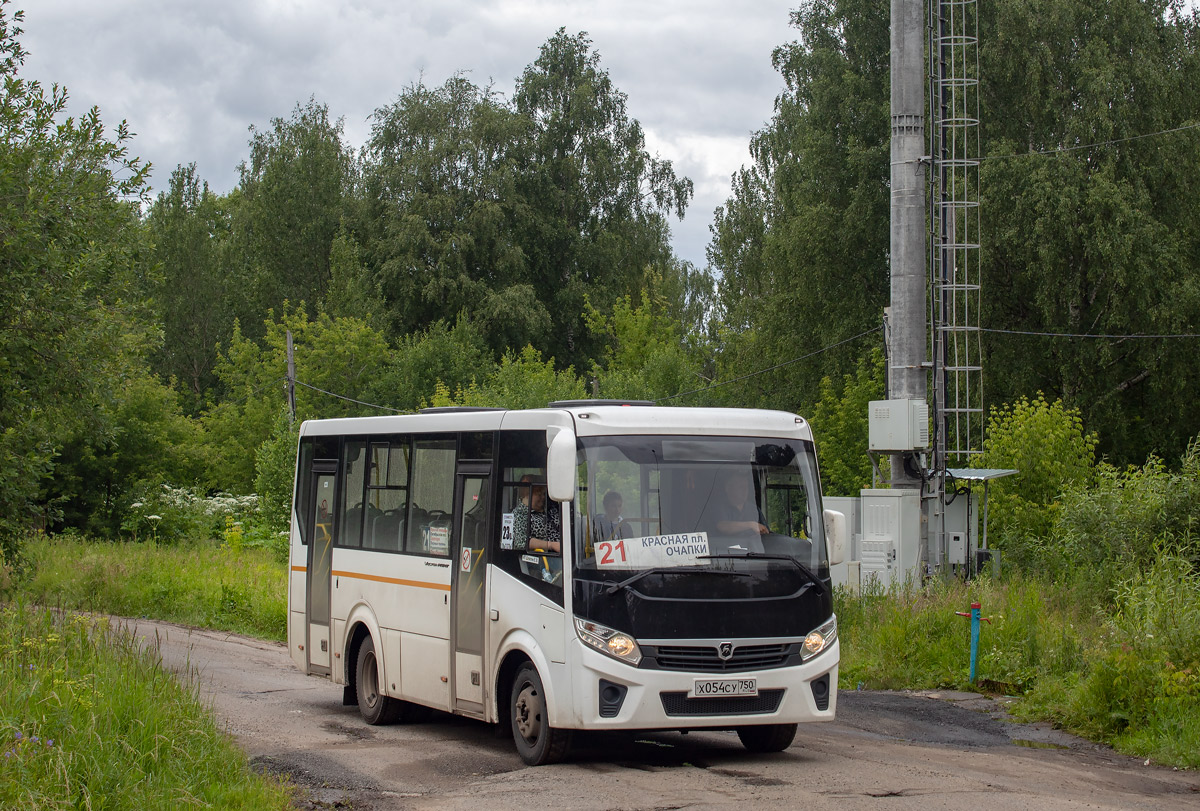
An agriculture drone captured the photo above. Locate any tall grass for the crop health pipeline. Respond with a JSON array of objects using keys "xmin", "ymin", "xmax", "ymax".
[
  {"xmin": 17, "ymin": 534, "xmax": 286, "ymax": 642},
  {"xmin": 0, "ymin": 602, "xmax": 292, "ymax": 809},
  {"xmin": 836, "ymin": 555, "xmax": 1200, "ymax": 769}
]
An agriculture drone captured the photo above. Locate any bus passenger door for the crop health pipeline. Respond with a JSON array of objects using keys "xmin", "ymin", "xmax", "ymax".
[
  {"xmin": 451, "ymin": 466, "xmax": 491, "ymax": 715},
  {"xmin": 306, "ymin": 466, "xmax": 336, "ymax": 675}
]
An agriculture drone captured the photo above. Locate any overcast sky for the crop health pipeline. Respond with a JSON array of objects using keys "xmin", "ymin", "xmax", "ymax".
[{"xmin": 19, "ymin": 0, "xmax": 799, "ymax": 269}]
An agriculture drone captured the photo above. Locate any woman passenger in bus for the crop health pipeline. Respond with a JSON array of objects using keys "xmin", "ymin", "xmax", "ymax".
[{"xmin": 513, "ymin": 475, "xmax": 561, "ymax": 554}]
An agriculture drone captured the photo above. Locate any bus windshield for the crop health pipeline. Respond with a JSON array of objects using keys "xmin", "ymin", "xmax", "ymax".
[{"xmin": 572, "ymin": 435, "xmax": 828, "ymax": 589}]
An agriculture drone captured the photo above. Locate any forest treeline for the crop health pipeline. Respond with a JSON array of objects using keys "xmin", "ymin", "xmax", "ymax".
[{"xmin": 3, "ymin": 0, "xmax": 1200, "ymax": 547}]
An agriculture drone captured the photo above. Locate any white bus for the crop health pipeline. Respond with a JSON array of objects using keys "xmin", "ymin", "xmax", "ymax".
[{"xmin": 287, "ymin": 401, "xmax": 846, "ymax": 765}]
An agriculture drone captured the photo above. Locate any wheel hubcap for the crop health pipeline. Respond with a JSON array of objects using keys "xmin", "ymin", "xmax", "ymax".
[
  {"xmin": 363, "ymin": 652, "xmax": 378, "ymax": 707},
  {"xmin": 514, "ymin": 683, "xmax": 542, "ymax": 742}
]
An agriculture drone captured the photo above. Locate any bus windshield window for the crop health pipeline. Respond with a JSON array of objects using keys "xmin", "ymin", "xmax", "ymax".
[{"xmin": 573, "ymin": 436, "xmax": 825, "ymax": 575}]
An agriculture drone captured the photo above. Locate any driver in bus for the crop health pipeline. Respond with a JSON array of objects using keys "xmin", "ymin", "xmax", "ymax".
[
  {"xmin": 714, "ymin": 472, "xmax": 768, "ymax": 553},
  {"xmin": 513, "ymin": 474, "xmax": 561, "ymax": 554},
  {"xmin": 593, "ymin": 490, "xmax": 631, "ymax": 542}
]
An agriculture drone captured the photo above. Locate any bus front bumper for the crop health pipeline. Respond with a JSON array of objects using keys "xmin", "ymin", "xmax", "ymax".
[{"xmin": 567, "ymin": 638, "xmax": 839, "ymax": 730}]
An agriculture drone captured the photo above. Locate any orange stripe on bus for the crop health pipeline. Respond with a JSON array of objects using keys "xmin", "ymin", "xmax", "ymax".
[
  {"xmin": 291, "ymin": 565, "xmax": 307, "ymax": 572},
  {"xmin": 331, "ymin": 570, "xmax": 452, "ymax": 592}
]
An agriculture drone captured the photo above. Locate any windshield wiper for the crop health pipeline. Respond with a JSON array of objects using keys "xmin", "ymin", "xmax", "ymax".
[
  {"xmin": 604, "ymin": 566, "xmax": 751, "ymax": 596},
  {"xmin": 697, "ymin": 552, "xmax": 826, "ymax": 596}
]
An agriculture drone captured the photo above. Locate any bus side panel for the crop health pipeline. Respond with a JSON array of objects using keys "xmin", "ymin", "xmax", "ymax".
[
  {"xmin": 288, "ymin": 605, "xmax": 306, "ymax": 672},
  {"xmin": 488, "ymin": 567, "xmax": 573, "ymax": 728},
  {"xmin": 332, "ymin": 547, "xmax": 453, "ymax": 708},
  {"xmin": 401, "ymin": 632, "xmax": 451, "ymax": 710}
]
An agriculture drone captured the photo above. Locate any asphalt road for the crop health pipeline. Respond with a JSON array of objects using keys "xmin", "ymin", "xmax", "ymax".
[{"xmin": 122, "ymin": 619, "xmax": 1200, "ymax": 810}]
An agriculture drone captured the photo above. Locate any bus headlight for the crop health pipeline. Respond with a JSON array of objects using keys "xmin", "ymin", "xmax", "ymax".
[
  {"xmin": 800, "ymin": 615, "xmax": 837, "ymax": 661},
  {"xmin": 574, "ymin": 618, "xmax": 642, "ymax": 666}
]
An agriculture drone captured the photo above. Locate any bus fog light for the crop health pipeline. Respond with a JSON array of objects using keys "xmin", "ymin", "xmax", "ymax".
[
  {"xmin": 800, "ymin": 615, "xmax": 837, "ymax": 661},
  {"xmin": 575, "ymin": 618, "xmax": 642, "ymax": 666}
]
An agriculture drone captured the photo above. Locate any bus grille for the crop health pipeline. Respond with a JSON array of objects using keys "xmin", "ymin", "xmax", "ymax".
[
  {"xmin": 652, "ymin": 643, "xmax": 792, "ymax": 672},
  {"xmin": 659, "ymin": 689, "xmax": 785, "ymax": 717}
]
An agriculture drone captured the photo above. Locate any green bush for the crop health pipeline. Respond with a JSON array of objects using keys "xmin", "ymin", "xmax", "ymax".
[
  {"xmin": 976, "ymin": 395, "xmax": 1097, "ymax": 565},
  {"xmin": 1020, "ymin": 551, "xmax": 1200, "ymax": 767},
  {"xmin": 1052, "ymin": 439, "xmax": 1200, "ymax": 596}
]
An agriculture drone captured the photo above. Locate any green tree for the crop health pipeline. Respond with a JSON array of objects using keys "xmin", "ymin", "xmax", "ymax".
[
  {"xmin": 146, "ymin": 163, "xmax": 235, "ymax": 412},
  {"xmin": 810, "ymin": 348, "xmax": 885, "ymax": 496},
  {"xmin": 584, "ymin": 284, "xmax": 702, "ymax": 403},
  {"xmin": 48, "ymin": 373, "xmax": 207, "ymax": 536},
  {"xmin": 203, "ymin": 307, "xmax": 395, "ymax": 492},
  {"xmin": 980, "ymin": 0, "xmax": 1200, "ymax": 463},
  {"xmin": 234, "ymin": 99, "xmax": 353, "ymax": 335},
  {"xmin": 387, "ymin": 318, "xmax": 495, "ymax": 412},
  {"xmin": 432, "ymin": 345, "xmax": 586, "ymax": 410},
  {"xmin": 0, "ymin": 2, "xmax": 155, "ymax": 542},
  {"xmin": 512, "ymin": 30, "xmax": 694, "ymax": 368},
  {"xmin": 361, "ymin": 76, "xmax": 536, "ymax": 352},
  {"xmin": 708, "ymin": 0, "xmax": 890, "ymax": 413}
]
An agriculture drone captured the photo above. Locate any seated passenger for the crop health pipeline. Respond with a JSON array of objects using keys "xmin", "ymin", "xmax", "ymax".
[{"xmin": 512, "ymin": 475, "xmax": 561, "ymax": 554}]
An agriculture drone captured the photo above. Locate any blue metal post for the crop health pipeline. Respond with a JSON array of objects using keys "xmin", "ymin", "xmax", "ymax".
[{"xmin": 968, "ymin": 601, "xmax": 981, "ymax": 683}]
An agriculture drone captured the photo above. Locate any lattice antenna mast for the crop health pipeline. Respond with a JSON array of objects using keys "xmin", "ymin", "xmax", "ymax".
[{"xmin": 929, "ymin": 0, "xmax": 984, "ymax": 470}]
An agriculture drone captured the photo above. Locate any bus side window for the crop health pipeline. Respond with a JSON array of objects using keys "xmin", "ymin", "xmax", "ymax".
[
  {"xmin": 363, "ymin": 440, "xmax": 407, "ymax": 552},
  {"xmin": 339, "ymin": 440, "xmax": 367, "ymax": 548},
  {"xmin": 406, "ymin": 436, "xmax": 455, "ymax": 557}
]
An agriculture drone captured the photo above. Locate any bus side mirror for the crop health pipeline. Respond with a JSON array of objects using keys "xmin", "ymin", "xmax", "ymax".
[
  {"xmin": 824, "ymin": 509, "xmax": 847, "ymax": 566},
  {"xmin": 546, "ymin": 429, "xmax": 577, "ymax": 503}
]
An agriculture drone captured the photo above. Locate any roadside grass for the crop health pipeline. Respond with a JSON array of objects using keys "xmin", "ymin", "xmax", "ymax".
[
  {"xmin": 10, "ymin": 532, "xmax": 1196, "ymax": 772},
  {"xmin": 17, "ymin": 533, "xmax": 287, "ymax": 642},
  {"xmin": 0, "ymin": 601, "xmax": 292, "ymax": 809},
  {"xmin": 836, "ymin": 556, "xmax": 1200, "ymax": 769}
]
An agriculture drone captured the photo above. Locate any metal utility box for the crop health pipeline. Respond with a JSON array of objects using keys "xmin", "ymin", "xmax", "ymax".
[
  {"xmin": 944, "ymin": 491, "xmax": 979, "ymax": 568},
  {"xmin": 825, "ymin": 496, "xmax": 863, "ymax": 592},
  {"xmin": 859, "ymin": 488, "xmax": 922, "ymax": 586},
  {"xmin": 868, "ymin": 399, "xmax": 929, "ymax": 451}
]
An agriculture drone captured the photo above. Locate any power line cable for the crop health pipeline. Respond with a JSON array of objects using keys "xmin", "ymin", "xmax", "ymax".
[
  {"xmin": 979, "ymin": 327, "xmax": 1200, "ymax": 339},
  {"xmin": 220, "ymin": 376, "xmax": 289, "ymax": 409},
  {"xmin": 893, "ymin": 120, "xmax": 1200, "ymax": 168},
  {"xmin": 982, "ymin": 121, "xmax": 1200, "ymax": 162},
  {"xmin": 656, "ymin": 327, "xmax": 882, "ymax": 403},
  {"xmin": 294, "ymin": 379, "xmax": 409, "ymax": 414}
]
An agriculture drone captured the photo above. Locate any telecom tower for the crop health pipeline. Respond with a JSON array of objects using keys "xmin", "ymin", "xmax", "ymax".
[{"xmin": 881, "ymin": 0, "xmax": 983, "ymax": 577}]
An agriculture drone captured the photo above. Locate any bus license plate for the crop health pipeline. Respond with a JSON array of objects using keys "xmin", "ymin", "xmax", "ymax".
[{"xmin": 689, "ymin": 677, "xmax": 758, "ymax": 698}]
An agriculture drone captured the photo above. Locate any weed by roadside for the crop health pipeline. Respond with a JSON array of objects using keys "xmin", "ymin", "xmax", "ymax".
[
  {"xmin": 0, "ymin": 602, "xmax": 292, "ymax": 808},
  {"xmin": 17, "ymin": 534, "xmax": 287, "ymax": 641}
]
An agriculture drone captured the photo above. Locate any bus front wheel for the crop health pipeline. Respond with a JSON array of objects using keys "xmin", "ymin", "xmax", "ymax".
[
  {"xmin": 510, "ymin": 663, "xmax": 571, "ymax": 765},
  {"xmin": 736, "ymin": 723, "xmax": 797, "ymax": 753},
  {"xmin": 355, "ymin": 636, "xmax": 401, "ymax": 725}
]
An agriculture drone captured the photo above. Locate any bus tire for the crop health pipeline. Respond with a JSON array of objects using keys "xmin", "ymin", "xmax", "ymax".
[
  {"xmin": 355, "ymin": 636, "xmax": 401, "ymax": 725},
  {"xmin": 736, "ymin": 723, "xmax": 797, "ymax": 753},
  {"xmin": 510, "ymin": 663, "xmax": 571, "ymax": 765}
]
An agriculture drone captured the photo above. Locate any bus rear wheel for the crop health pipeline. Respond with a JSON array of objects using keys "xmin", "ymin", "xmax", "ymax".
[
  {"xmin": 510, "ymin": 663, "xmax": 571, "ymax": 765},
  {"xmin": 736, "ymin": 723, "xmax": 797, "ymax": 753},
  {"xmin": 355, "ymin": 636, "xmax": 402, "ymax": 725}
]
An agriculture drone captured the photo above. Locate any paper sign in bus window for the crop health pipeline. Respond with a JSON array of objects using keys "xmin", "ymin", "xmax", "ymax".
[
  {"xmin": 500, "ymin": 513, "xmax": 515, "ymax": 550},
  {"xmin": 595, "ymin": 532, "xmax": 711, "ymax": 570}
]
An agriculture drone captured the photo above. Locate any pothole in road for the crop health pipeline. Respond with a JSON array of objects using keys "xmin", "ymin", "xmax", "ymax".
[
  {"xmin": 321, "ymin": 720, "xmax": 374, "ymax": 741},
  {"xmin": 1012, "ymin": 738, "xmax": 1069, "ymax": 750}
]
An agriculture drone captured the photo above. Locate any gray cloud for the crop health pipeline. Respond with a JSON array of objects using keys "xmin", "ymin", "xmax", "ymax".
[{"xmin": 19, "ymin": 0, "xmax": 796, "ymax": 267}]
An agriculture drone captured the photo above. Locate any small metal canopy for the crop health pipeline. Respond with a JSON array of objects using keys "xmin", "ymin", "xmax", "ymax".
[{"xmin": 946, "ymin": 468, "xmax": 1019, "ymax": 558}]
